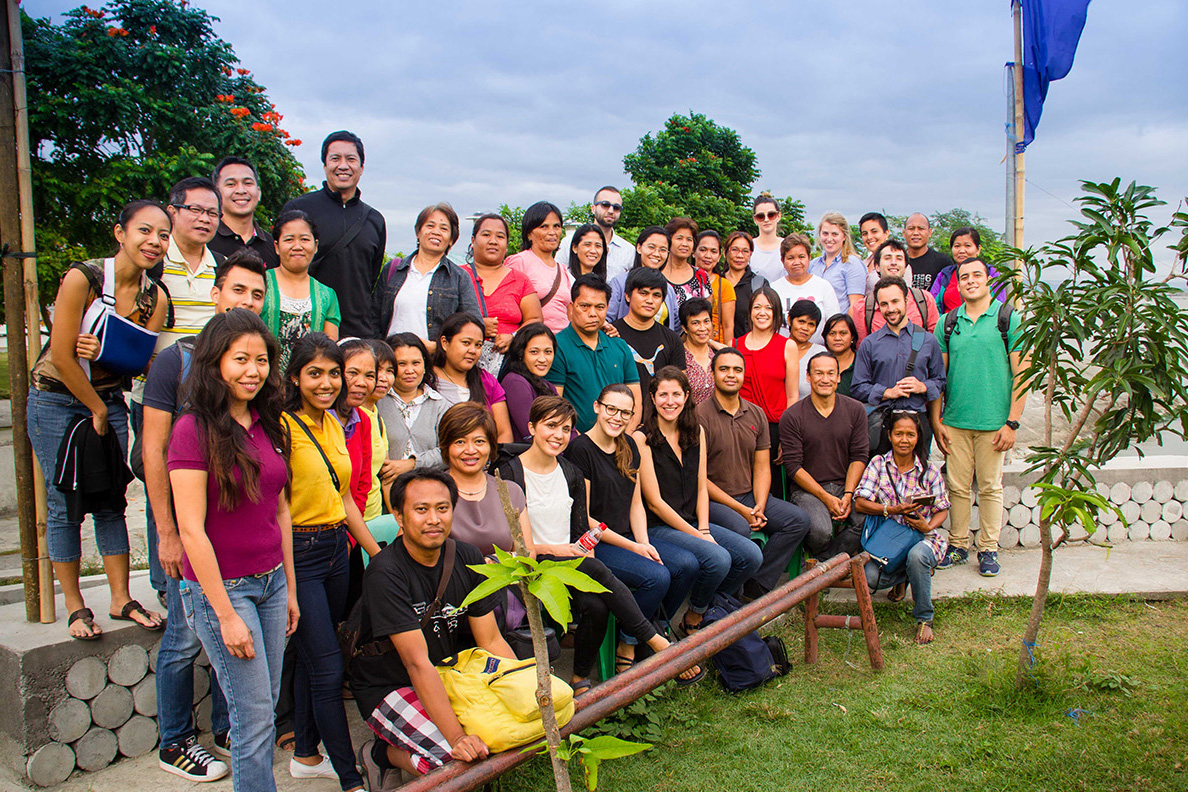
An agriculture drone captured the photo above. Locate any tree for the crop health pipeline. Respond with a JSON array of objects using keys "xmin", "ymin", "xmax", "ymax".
[
  {"xmin": 998, "ymin": 179, "xmax": 1188, "ymax": 689},
  {"xmin": 23, "ymin": 0, "xmax": 305, "ymax": 316}
]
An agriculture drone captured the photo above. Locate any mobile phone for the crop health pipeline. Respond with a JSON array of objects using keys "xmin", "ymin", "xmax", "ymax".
[{"xmin": 911, "ymin": 494, "xmax": 936, "ymax": 508}]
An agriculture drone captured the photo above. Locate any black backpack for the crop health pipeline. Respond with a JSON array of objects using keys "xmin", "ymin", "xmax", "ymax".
[
  {"xmin": 699, "ymin": 593, "xmax": 790, "ymax": 692},
  {"xmin": 942, "ymin": 301, "xmax": 1014, "ymax": 354}
]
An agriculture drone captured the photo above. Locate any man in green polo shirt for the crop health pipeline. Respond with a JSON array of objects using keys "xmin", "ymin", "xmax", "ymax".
[
  {"xmin": 547, "ymin": 274, "xmax": 641, "ymax": 432},
  {"xmin": 931, "ymin": 257, "xmax": 1026, "ymax": 577}
]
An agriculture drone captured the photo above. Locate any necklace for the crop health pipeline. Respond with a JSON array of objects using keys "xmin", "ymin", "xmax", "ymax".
[
  {"xmin": 439, "ymin": 367, "xmax": 468, "ymax": 391},
  {"xmin": 457, "ymin": 479, "xmax": 488, "ymax": 496}
]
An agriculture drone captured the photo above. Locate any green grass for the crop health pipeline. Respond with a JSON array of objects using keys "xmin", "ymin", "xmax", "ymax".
[
  {"xmin": 0, "ymin": 351, "xmax": 8, "ymax": 398},
  {"xmin": 498, "ymin": 595, "xmax": 1188, "ymax": 792}
]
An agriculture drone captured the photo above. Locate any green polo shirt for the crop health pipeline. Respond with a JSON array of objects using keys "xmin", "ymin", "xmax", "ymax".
[
  {"xmin": 547, "ymin": 325, "xmax": 639, "ymax": 431},
  {"xmin": 936, "ymin": 303, "xmax": 1021, "ymax": 431}
]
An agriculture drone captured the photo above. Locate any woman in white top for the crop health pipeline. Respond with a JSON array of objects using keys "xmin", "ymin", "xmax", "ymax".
[
  {"xmin": 749, "ymin": 195, "xmax": 785, "ymax": 283},
  {"xmin": 769, "ymin": 234, "xmax": 839, "ymax": 345}
]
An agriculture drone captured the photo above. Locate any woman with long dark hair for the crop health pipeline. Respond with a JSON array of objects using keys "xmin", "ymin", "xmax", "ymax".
[
  {"xmin": 721, "ymin": 230, "xmax": 767, "ymax": 338},
  {"xmin": 169, "ymin": 309, "xmax": 296, "ymax": 791},
  {"xmin": 566, "ymin": 223, "xmax": 609, "ymax": 281},
  {"xmin": 607, "ymin": 226, "xmax": 674, "ymax": 324},
  {"xmin": 505, "ymin": 201, "xmax": 572, "ymax": 332},
  {"xmin": 497, "ymin": 322, "xmax": 559, "ymax": 442},
  {"xmin": 853, "ymin": 411, "xmax": 950, "ymax": 645},
  {"xmin": 375, "ymin": 333, "xmax": 448, "ymax": 478},
  {"xmin": 693, "ymin": 230, "xmax": 736, "ymax": 343},
  {"xmin": 280, "ymin": 333, "xmax": 378, "ymax": 791},
  {"xmin": 30, "ymin": 199, "xmax": 170, "ymax": 639},
  {"xmin": 466, "ymin": 213, "xmax": 542, "ymax": 374},
  {"xmin": 431, "ymin": 313, "xmax": 513, "ymax": 442},
  {"xmin": 334, "ymin": 338, "xmax": 377, "ymax": 607},
  {"xmin": 634, "ymin": 367, "xmax": 761, "ymax": 634},
  {"xmin": 822, "ymin": 313, "xmax": 858, "ymax": 397},
  {"xmin": 263, "ymin": 209, "xmax": 340, "ymax": 373}
]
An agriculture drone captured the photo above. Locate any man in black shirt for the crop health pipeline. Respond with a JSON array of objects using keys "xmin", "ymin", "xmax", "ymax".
[
  {"xmin": 282, "ymin": 130, "xmax": 387, "ymax": 337},
  {"xmin": 612, "ymin": 267, "xmax": 685, "ymax": 398},
  {"xmin": 903, "ymin": 213, "xmax": 953, "ymax": 292},
  {"xmin": 353, "ymin": 469, "xmax": 513, "ymax": 784},
  {"xmin": 207, "ymin": 157, "xmax": 279, "ymax": 268}
]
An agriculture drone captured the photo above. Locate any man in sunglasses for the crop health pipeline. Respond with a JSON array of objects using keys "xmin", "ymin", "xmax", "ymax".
[{"xmin": 556, "ymin": 186, "xmax": 635, "ymax": 281}]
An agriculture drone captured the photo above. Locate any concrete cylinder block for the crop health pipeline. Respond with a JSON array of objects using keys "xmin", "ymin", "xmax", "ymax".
[
  {"xmin": 48, "ymin": 697, "xmax": 92, "ymax": 744},
  {"xmin": 1141, "ymin": 500, "xmax": 1163, "ymax": 524},
  {"xmin": 89, "ymin": 684, "xmax": 133, "ymax": 730},
  {"xmin": 1130, "ymin": 480, "xmax": 1154, "ymax": 504},
  {"xmin": 1019, "ymin": 524, "xmax": 1041, "ymax": 547},
  {"xmin": 1120, "ymin": 501, "xmax": 1142, "ymax": 525},
  {"xmin": 1003, "ymin": 485, "xmax": 1021, "ymax": 508},
  {"xmin": 132, "ymin": 674, "xmax": 157, "ymax": 717},
  {"xmin": 196, "ymin": 646, "xmax": 210, "ymax": 668},
  {"xmin": 1106, "ymin": 523, "xmax": 1129, "ymax": 544},
  {"xmin": 65, "ymin": 656, "xmax": 108, "ymax": 701},
  {"xmin": 148, "ymin": 640, "xmax": 161, "ymax": 673},
  {"xmin": 193, "ymin": 664, "xmax": 210, "ymax": 704},
  {"xmin": 1094, "ymin": 482, "xmax": 1111, "ymax": 500},
  {"xmin": 107, "ymin": 644, "xmax": 149, "ymax": 688},
  {"xmin": 26, "ymin": 742, "xmax": 75, "ymax": 788},
  {"xmin": 1068, "ymin": 523, "xmax": 1089, "ymax": 541},
  {"xmin": 73, "ymin": 726, "xmax": 117, "ymax": 772},
  {"xmin": 194, "ymin": 694, "xmax": 213, "ymax": 733},
  {"xmin": 1153, "ymin": 480, "xmax": 1175, "ymax": 504},
  {"xmin": 1097, "ymin": 507, "xmax": 1118, "ymax": 526},
  {"xmin": 1128, "ymin": 521, "xmax": 1151, "ymax": 542},
  {"xmin": 1109, "ymin": 482, "xmax": 1132, "ymax": 505},
  {"xmin": 998, "ymin": 525, "xmax": 1020, "ymax": 548},
  {"xmin": 1175, "ymin": 480, "xmax": 1188, "ymax": 502},
  {"xmin": 1020, "ymin": 487, "xmax": 1040, "ymax": 509},
  {"xmin": 1162, "ymin": 500, "xmax": 1183, "ymax": 523},
  {"xmin": 1008, "ymin": 504, "xmax": 1032, "ymax": 528},
  {"xmin": 1150, "ymin": 521, "xmax": 1173, "ymax": 541},
  {"xmin": 1172, "ymin": 520, "xmax": 1188, "ymax": 542},
  {"xmin": 1031, "ymin": 505, "xmax": 1044, "ymax": 525},
  {"xmin": 116, "ymin": 715, "xmax": 159, "ymax": 758}
]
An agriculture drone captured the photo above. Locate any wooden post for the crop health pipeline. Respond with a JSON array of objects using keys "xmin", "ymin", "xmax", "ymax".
[
  {"xmin": 849, "ymin": 556, "xmax": 884, "ymax": 671},
  {"xmin": 1012, "ymin": 0, "xmax": 1026, "ymax": 252},
  {"xmin": 803, "ymin": 591, "xmax": 819, "ymax": 664},
  {"xmin": 0, "ymin": 0, "xmax": 40, "ymax": 621}
]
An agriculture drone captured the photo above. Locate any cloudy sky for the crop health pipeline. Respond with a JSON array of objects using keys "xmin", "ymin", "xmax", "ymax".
[{"xmin": 26, "ymin": 0, "xmax": 1188, "ymax": 263}]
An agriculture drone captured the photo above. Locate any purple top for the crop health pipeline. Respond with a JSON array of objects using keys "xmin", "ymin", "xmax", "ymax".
[
  {"xmin": 500, "ymin": 372, "xmax": 558, "ymax": 442},
  {"xmin": 168, "ymin": 412, "xmax": 288, "ymax": 581}
]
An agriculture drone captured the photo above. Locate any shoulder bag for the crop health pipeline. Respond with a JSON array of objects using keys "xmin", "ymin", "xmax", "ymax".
[{"xmin": 77, "ymin": 258, "xmax": 159, "ymax": 377}]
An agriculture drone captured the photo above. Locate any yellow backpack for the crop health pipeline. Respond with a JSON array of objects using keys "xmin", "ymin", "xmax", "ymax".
[{"xmin": 437, "ymin": 647, "xmax": 575, "ymax": 753}]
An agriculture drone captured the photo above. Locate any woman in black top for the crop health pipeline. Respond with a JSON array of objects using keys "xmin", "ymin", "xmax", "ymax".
[
  {"xmin": 722, "ymin": 230, "xmax": 767, "ymax": 338},
  {"xmin": 634, "ymin": 368, "xmax": 761, "ymax": 634}
]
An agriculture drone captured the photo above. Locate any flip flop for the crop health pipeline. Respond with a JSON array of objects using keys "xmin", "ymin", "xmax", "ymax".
[
  {"xmin": 110, "ymin": 599, "xmax": 163, "ymax": 631},
  {"xmin": 676, "ymin": 663, "xmax": 706, "ymax": 687},
  {"xmin": 276, "ymin": 731, "xmax": 296, "ymax": 752},
  {"xmin": 68, "ymin": 608, "xmax": 101, "ymax": 641}
]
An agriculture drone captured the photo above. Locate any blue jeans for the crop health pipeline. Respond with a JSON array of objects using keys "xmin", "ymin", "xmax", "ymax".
[
  {"xmin": 130, "ymin": 401, "xmax": 166, "ymax": 593},
  {"xmin": 157, "ymin": 575, "xmax": 229, "ymax": 748},
  {"xmin": 27, "ymin": 388, "xmax": 130, "ymax": 562},
  {"xmin": 648, "ymin": 523, "xmax": 761, "ymax": 613},
  {"xmin": 292, "ymin": 527, "xmax": 363, "ymax": 790},
  {"xmin": 182, "ymin": 567, "xmax": 288, "ymax": 792},
  {"xmin": 593, "ymin": 542, "xmax": 682, "ymax": 645},
  {"xmin": 709, "ymin": 493, "xmax": 810, "ymax": 593},
  {"xmin": 865, "ymin": 542, "xmax": 938, "ymax": 623}
]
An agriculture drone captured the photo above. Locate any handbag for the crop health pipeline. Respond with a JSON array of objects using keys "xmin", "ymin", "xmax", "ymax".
[
  {"xmin": 78, "ymin": 258, "xmax": 159, "ymax": 377},
  {"xmin": 436, "ymin": 647, "xmax": 574, "ymax": 753},
  {"xmin": 859, "ymin": 456, "xmax": 925, "ymax": 572}
]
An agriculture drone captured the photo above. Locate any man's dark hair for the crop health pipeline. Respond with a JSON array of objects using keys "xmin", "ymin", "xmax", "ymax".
[
  {"xmin": 320, "ymin": 130, "xmax": 365, "ymax": 165},
  {"xmin": 624, "ymin": 266, "xmax": 668, "ymax": 299},
  {"xmin": 571, "ymin": 273, "xmax": 611, "ymax": 302},
  {"xmin": 874, "ymin": 275, "xmax": 910, "ymax": 302},
  {"xmin": 168, "ymin": 176, "xmax": 221, "ymax": 211},
  {"xmin": 807, "ymin": 350, "xmax": 840, "ymax": 373},
  {"xmin": 212, "ymin": 156, "xmax": 258, "ymax": 184},
  {"xmin": 594, "ymin": 185, "xmax": 620, "ymax": 200},
  {"xmin": 214, "ymin": 249, "xmax": 268, "ymax": 288},
  {"xmin": 873, "ymin": 238, "xmax": 908, "ymax": 268},
  {"xmin": 711, "ymin": 346, "xmax": 745, "ymax": 369},
  {"xmin": 956, "ymin": 256, "xmax": 990, "ymax": 278},
  {"xmin": 859, "ymin": 212, "xmax": 889, "ymax": 232},
  {"xmin": 787, "ymin": 298, "xmax": 822, "ymax": 328},
  {"xmin": 679, "ymin": 297, "xmax": 712, "ymax": 328},
  {"xmin": 390, "ymin": 467, "xmax": 459, "ymax": 513}
]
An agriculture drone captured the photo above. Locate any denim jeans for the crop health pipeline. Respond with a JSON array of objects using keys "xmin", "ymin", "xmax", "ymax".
[
  {"xmin": 710, "ymin": 492, "xmax": 810, "ymax": 593},
  {"xmin": 158, "ymin": 575, "xmax": 229, "ymax": 748},
  {"xmin": 864, "ymin": 542, "xmax": 938, "ymax": 623},
  {"xmin": 593, "ymin": 542, "xmax": 680, "ymax": 645},
  {"xmin": 291, "ymin": 527, "xmax": 363, "ymax": 790},
  {"xmin": 130, "ymin": 401, "xmax": 166, "ymax": 593},
  {"xmin": 786, "ymin": 481, "xmax": 865, "ymax": 559},
  {"xmin": 27, "ymin": 388, "xmax": 130, "ymax": 562},
  {"xmin": 648, "ymin": 523, "xmax": 761, "ymax": 613},
  {"xmin": 182, "ymin": 566, "xmax": 287, "ymax": 792}
]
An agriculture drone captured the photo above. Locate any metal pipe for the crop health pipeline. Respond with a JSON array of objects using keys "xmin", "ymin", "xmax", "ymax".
[{"xmin": 397, "ymin": 553, "xmax": 854, "ymax": 792}]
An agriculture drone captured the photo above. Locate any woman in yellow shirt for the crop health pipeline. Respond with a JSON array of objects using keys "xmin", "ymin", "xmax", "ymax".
[{"xmin": 281, "ymin": 333, "xmax": 379, "ymax": 791}]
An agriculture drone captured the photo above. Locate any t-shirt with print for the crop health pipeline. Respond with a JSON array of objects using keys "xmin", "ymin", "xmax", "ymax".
[
  {"xmin": 350, "ymin": 538, "xmax": 499, "ymax": 718},
  {"xmin": 612, "ymin": 318, "xmax": 686, "ymax": 399},
  {"xmin": 769, "ymin": 276, "xmax": 840, "ymax": 345},
  {"xmin": 277, "ymin": 292, "xmax": 312, "ymax": 375},
  {"xmin": 907, "ymin": 248, "xmax": 952, "ymax": 292},
  {"xmin": 564, "ymin": 434, "xmax": 639, "ymax": 537}
]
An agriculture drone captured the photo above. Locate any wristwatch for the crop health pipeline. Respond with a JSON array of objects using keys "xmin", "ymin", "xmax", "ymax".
[{"xmin": 1005, "ymin": 420, "xmax": 1020, "ymax": 430}]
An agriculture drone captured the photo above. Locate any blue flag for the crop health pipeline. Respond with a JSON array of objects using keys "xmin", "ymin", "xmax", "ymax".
[{"xmin": 1020, "ymin": 0, "xmax": 1091, "ymax": 147}]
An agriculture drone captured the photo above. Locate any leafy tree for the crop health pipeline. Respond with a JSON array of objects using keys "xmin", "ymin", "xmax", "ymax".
[
  {"xmin": 23, "ymin": 0, "xmax": 305, "ymax": 315},
  {"xmin": 997, "ymin": 179, "xmax": 1188, "ymax": 689}
]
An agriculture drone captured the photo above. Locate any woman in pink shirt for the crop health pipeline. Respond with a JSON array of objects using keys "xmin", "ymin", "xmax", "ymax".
[
  {"xmin": 505, "ymin": 201, "xmax": 572, "ymax": 333},
  {"xmin": 466, "ymin": 213, "xmax": 543, "ymax": 374}
]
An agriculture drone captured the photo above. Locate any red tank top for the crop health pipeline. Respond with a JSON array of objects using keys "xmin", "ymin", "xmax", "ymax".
[{"xmin": 739, "ymin": 332, "xmax": 790, "ymax": 423}]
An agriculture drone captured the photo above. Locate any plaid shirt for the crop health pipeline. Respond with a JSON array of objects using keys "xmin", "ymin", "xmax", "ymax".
[{"xmin": 855, "ymin": 451, "xmax": 950, "ymax": 559}]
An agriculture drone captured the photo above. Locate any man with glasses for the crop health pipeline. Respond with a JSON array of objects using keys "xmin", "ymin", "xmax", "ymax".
[
  {"xmin": 852, "ymin": 276, "xmax": 946, "ymax": 456},
  {"xmin": 208, "ymin": 156, "xmax": 279, "ymax": 268},
  {"xmin": 556, "ymin": 186, "xmax": 635, "ymax": 281},
  {"xmin": 902, "ymin": 213, "xmax": 952, "ymax": 292},
  {"xmin": 779, "ymin": 351, "xmax": 869, "ymax": 559},
  {"xmin": 749, "ymin": 195, "xmax": 785, "ymax": 283}
]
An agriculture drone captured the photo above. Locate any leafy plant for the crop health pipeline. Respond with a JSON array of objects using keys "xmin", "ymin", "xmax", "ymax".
[
  {"xmin": 996, "ymin": 178, "xmax": 1188, "ymax": 689},
  {"xmin": 525, "ymin": 734, "xmax": 652, "ymax": 792}
]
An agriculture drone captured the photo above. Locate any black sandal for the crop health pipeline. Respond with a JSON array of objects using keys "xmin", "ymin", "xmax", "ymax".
[
  {"xmin": 110, "ymin": 599, "xmax": 163, "ymax": 631},
  {"xmin": 676, "ymin": 663, "xmax": 706, "ymax": 687},
  {"xmin": 68, "ymin": 608, "xmax": 101, "ymax": 641},
  {"xmin": 571, "ymin": 678, "xmax": 593, "ymax": 696},
  {"xmin": 614, "ymin": 654, "xmax": 635, "ymax": 675}
]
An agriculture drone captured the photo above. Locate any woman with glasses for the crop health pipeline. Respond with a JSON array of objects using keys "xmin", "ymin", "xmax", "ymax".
[
  {"xmin": 749, "ymin": 196, "xmax": 785, "ymax": 283},
  {"xmin": 607, "ymin": 227, "xmax": 674, "ymax": 324},
  {"xmin": 506, "ymin": 201, "xmax": 572, "ymax": 333},
  {"xmin": 721, "ymin": 231, "xmax": 767, "ymax": 338}
]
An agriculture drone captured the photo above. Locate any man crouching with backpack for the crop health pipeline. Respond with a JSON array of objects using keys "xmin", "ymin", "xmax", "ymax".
[
  {"xmin": 350, "ymin": 468, "xmax": 515, "ymax": 788},
  {"xmin": 931, "ymin": 257, "xmax": 1027, "ymax": 578}
]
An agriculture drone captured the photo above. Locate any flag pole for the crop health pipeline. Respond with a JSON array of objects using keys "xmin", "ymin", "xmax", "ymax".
[{"xmin": 1012, "ymin": 0, "xmax": 1026, "ymax": 252}]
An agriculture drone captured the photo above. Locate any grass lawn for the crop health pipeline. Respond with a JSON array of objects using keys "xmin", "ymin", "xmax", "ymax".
[
  {"xmin": 0, "ymin": 351, "xmax": 8, "ymax": 398},
  {"xmin": 499, "ymin": 594, "xmax": 1188, "ymax": 792}
]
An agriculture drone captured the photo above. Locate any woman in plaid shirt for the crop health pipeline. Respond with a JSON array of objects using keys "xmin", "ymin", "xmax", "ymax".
[{"xmin": 853, "ymin": 411, "xmax": 950, "ymax": 644}]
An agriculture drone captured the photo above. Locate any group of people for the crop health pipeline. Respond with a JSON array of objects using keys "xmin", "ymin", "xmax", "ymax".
[{"xmin": 27, "ymin": 128, "xmax": 1026, "ymax": 791}]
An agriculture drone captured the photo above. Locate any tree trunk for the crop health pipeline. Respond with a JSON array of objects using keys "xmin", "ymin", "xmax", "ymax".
[{"xmin": 1015, "ymin": 514, "xmax": 1053, "ymax": 688}]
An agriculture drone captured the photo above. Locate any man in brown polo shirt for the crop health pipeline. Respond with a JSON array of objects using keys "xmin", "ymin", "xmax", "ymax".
[
  {"xmin": 779, "ymin": 350, "xmax": 870, "ymax": 558},
  {"xmin": 697, "ymin": 347, "xmax": 811, "ymax": 600}
]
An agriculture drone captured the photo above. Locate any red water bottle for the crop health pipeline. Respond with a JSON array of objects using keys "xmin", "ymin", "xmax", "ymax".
[{"xmin": 577, "ymin": 522, "xmax": 608, "ymax": 552}]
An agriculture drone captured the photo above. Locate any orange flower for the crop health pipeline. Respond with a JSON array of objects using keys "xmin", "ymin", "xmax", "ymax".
[
  {"xmin": 229, "ymin": 107, "xmax": 251, "ymax": 118},
  {"xmin": 83, "ymin": 6, "xmax": 104, "ymax": 18},
  {"xmin": 251, "ymin": 122, "xmax": 273, "ymax": 132},
  {"xmin": 285, "ymin": 139, "xmax": 302, "ymax": 146},
  {"xmin": 222, "ymin": 67, "xmax": 233, "ymax": 76},
  {"xmin": 236, "ymin": 68, "xmax": 250, "ymax": 75},
  {"xmin": 276, "ymin": 128, "xmax": 290, "ymax": 138},
  {"xmin": 148, "ymin": 25, "xmax": 156, "ymax": 35},
  {"xmin": 106, "ymin": 26, "xmax": 118, "ymax": 36}
]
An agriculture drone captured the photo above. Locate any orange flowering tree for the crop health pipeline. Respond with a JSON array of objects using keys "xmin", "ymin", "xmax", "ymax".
[{"xmin": 23, "ymin": 0, "xmax": 305, "ymax": 314}]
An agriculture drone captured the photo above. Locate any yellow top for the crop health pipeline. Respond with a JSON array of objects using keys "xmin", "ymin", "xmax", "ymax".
[
  {"xmin": 283, "ymin": 410, "xmax": 349, "ymax": 526},
  {"xmin": 362, "ymin": 405, "xmax": 388, "ymax": 521}
]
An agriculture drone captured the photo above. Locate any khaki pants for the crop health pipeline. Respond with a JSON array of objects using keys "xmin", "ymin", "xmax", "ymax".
[{"xmin": 945, "ymin": 426, "xmax": 1005, "ymax": 552}]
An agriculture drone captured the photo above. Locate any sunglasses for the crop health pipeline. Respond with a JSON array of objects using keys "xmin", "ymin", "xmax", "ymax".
[
  {"xmin": 595, "ymin": 201, "xmax": 623, "ymax": 212},
  {"xmin": 754, "ymin": 211, "xmax": 780, "ymax": 222}
]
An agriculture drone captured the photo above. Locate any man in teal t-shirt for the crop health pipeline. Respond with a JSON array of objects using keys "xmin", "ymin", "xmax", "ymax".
[{"xmin": 932, "ymin": 257, "xmax": 1026, "ymax": 578}]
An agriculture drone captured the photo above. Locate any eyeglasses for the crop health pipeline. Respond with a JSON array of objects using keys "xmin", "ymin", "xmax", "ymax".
[
  {"xmin": 596, "ymin": 401, "xmax": 633, "ymax": 418},
  {"xmin": 754, "ymin": 211, "xmax": 779, "ymax": 222},
  {"xmin": 172, "ymin": 203, "xmax": 222, "ymax": 220},
  {"xmin": 594, "ymin": 201, "xmax": 623, "ymax": 212}
]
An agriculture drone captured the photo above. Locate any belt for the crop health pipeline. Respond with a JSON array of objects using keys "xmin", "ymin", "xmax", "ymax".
[
  {"xmin": 33, "ymin": 375, "xmax": 121, "ymax": 399},
  {"xmin": 292, "ymin": 521, "xmax": 346, "ymax": 534}
]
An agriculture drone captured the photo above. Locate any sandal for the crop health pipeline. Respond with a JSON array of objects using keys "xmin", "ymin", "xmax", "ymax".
[
  {"xmin": 677, "ymin": 616, "xmax": 703, "ymax": 639},
  {"xmin": 887, "ymin": 582, "xmax": 907, "ymax": 603},
  {"xmin": 676, "ymin": 663, "xmax": 706, "ymax": 687},
  {"xmin": 571, "ymin": 678, "xmax": 592, "ymax": 696},
  {"xmin": 276, "ymin": 731, "xmax": 296, "ymax": 752},
  {"xmin": 614, "ymin": 654, "xmax": 635, "ymax": 675},
  {"xmin": 914, "ymin": 621, "xmax": 934, "ymax": 645},
  {"xmin": 110, "ymin": 599, "xmax": 164, "ymax": 631},
  {"xmin": 68, "ymin": 608, "xmax": 101, "ymax": 641}
]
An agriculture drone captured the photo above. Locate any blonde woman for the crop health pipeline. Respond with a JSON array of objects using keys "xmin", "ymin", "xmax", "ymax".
[{"xmin": 810, "ymin": 211, "xmax": 866, "ymax": 312}]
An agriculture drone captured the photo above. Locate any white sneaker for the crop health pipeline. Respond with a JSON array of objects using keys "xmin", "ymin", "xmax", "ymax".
[{"xmin": 290, "ymin": 754, "xmax": 338, "ymax": 780}]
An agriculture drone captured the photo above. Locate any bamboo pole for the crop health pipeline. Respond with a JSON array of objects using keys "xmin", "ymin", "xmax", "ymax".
[{"xmin": 1012, "ymin": 0, "xmax": 1026, "ymax": 252}]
